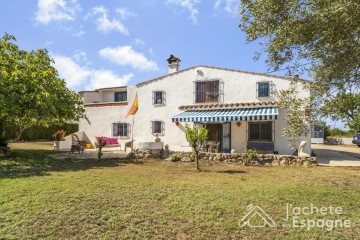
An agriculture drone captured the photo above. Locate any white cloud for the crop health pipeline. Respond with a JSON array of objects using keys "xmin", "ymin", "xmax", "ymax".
[
  {"xmin": 73, "ymin": 50, "xmax": 87, "ymax": 63},
  {"xmin": 116, "ymin": 7, "xmax": 137, "ymax": 20},
  {"xmin": 35, "ymin": 0, "xmax": 80, "ymax": 25},
  {"xmin": 167, "ymin": 0, "xmax": 200, "ymax": 24},
  {"xmin": 99, "ymin": 46, "xmax": 159, "ymax": 72},
  {"xmin": 214, "ymin": 0, "xmax": 238, "ymax": 15},
  {"xmin": 72, "ymin": 30, "xmax": 85, "ymax": 37},
  {"xmin": 52, "ymin": 54, "xmax": 133, "ymax": 90},
  {"xmin": 134, "ymin": 38, "xmax": 145, "ymax": 47},
  {"xmin": 87, "ymin": 6, "xmax": 135, "ymax": 35},
  {"xmin": 52, "ymin": 54, "xmax": 90, "ymax": 89},
  {"xmin": 89, "ymin": 71, "xmax": 133, "ymax": 90}
]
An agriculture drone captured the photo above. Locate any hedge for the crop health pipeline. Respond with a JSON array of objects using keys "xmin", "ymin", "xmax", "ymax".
[{"xmin": 5, "ymin": 123, "xmax": 79, "ymax": 141}]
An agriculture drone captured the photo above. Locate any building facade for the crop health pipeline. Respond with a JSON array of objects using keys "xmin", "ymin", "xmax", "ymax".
[{"xmin": 79, "ymin": 57, "xmax": 311, "ymax": 155}]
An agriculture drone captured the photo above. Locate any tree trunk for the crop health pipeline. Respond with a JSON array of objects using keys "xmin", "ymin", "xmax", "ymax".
[
  {"xmin": 15, "ymin": 126, "xmax": 26, "ymax": 142},
  {"xmin": 195, "ymin": 150, "xmax": 201, "ymax": 171}
]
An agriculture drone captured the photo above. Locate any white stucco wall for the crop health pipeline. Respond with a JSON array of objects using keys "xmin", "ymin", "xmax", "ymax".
[
  {"xmin": 83, "ymin": 92, "xmax": 100, "ymax": 103},
  {"xmin": 79, "ymin": 66, "xmax": 311, "ymax": 154}
]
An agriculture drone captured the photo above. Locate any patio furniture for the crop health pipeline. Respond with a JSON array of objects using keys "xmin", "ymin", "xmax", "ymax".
[
  {"xmin": 125, "ymin": 140, "xmax": 134, "ymax": 152},
  {"xmin": 209, "ymin": 141, "xmax": 220, "ymax": 153},
  {"xmin": 247, "ymin": 142, "xmax": 274, "ymax": 154},
  {"xmin": 69, "ymin": 134, "xmax": 86, "ymax": 154},
  {"xmin": 95, "ymin": 136, "xmax": 121, "ymax": 151}
]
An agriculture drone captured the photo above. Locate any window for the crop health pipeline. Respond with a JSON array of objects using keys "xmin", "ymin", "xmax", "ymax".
[
  {"xmin": 153, "ymin": 91, "xmax": 165, "ymax": 105},
  {"xmin": 151, "ymin": 121, "xmax": 164, "ymax": 135},
  {"xmin": 114, "ymin": 91, "xmax": 127, "ymax": 102},
  {"xmin": 112, "ymin": 123, "xmax": 130, "ymax": 137},
  {"xmin": 248, "ymin": 122, "xmax": 272, "ymax": 141},
  {"xmin": 194, "ymin": 79, "xmax": 223, "ymax": 103},
  {"xmin": 257, "ymin": 82, "xmax": 270, "ymax": 97}
]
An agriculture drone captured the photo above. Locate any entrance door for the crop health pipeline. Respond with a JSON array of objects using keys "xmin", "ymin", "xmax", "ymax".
[{"xmin": 222, "ymin": 122, "xmax": 231, "ymax": 153}]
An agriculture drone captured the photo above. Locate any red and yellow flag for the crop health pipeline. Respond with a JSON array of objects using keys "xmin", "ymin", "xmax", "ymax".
[{"xmin": 126, "ymin": 94, "xmax": 138, "ymax": 117}]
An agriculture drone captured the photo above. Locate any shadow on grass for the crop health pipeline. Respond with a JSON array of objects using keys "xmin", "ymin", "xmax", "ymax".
[
  {"xmin": 0, "ymin": 149, "xmax": 142, "ymax": 179},
  {"xmin": 216, "ymin": 170, "xmax": 246, "ymax": 174}
]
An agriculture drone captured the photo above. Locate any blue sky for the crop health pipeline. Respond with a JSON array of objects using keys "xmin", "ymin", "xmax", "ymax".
[
  {"xmin": 0, "ymin": 0, "xmax": 346, "ymax": 128},
  {"xmin": 0, "ymin": 0, "xmax": 277, "ymax": 91}
]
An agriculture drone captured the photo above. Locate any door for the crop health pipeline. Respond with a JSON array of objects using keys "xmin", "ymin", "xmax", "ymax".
[{"xmin": 222, "ymin": 122, "xmax": 231, "ymax": 153}]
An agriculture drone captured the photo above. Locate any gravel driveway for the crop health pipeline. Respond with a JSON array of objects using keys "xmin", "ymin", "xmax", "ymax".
[{"xmin": 312, "ymin": 144, "xmax": 360, "ymax": 166}]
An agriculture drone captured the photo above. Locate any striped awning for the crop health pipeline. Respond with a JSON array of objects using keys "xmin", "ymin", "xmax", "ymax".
[{"xmin": 172, "ymin": 107, "xmax": 278, "ymax": 123}]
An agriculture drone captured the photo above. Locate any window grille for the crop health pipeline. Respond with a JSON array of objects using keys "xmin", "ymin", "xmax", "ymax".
[
  {"xmin": 112, "ymin": 123, "xmax": 130, "ymax": 138},
  {"xmin": 151, "ymin": 121, "xmax": 165, "ymax": 135},
  {"xmin": 193, "ymin": 79, "xmax": 223, "ymax": 103},
  {"xmin": 256, "ymin": 81, "xmax": 275, "ymax": 98},
  {"xmin": 152, "ymin": 91, "xmax": 166, "ymax": 105}
]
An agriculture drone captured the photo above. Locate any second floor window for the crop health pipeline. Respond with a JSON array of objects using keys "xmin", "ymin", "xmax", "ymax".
[
  {"xmin": 258, "ymin": 82, "xmax": 269, "ymax": 97},
  {"xmin": 195, "ymin": 79, "xmax": 222, "ymax": 103},
  {"xmin": 114, "ymin": 91, "xmax": 127, "ymax": 102},
  {"xmin": 257, "ymin": 81, "xmax": 275, "ymax": 98},
  {"xmin": 151, "ymin": 121, "xmax": 164, "ymax": 135},
  {"xmin": 153, "ymin": 91, "xmax": 165, "ymax": 105},
  {"xmin": 112, "ymin": 123, "xmax": 130, "ymax": 137}
]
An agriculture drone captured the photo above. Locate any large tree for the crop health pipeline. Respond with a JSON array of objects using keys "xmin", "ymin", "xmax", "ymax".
[
  {"xmin": 239, "ymin": 0, "xmax": 360, "ymax": 130},
  {"xmin": 0, "ymin": 34, "xmax": 85, "ymax": 140}
]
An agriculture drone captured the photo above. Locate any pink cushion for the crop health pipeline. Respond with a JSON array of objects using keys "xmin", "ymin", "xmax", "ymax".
[
  {"xmin": 96, "ymin": 137, "xmax": 105, "ymax": 143},
  {"xmin": 96, "ymin": 136, "xmax": 119, "ymax": 145}
]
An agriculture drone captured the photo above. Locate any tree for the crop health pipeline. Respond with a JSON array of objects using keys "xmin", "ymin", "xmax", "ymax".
[
  {"xmin": 277, "ymin": 78, "xmax": 311, "ymax": 149},
  {"xmin": 184, "ymin": 124, "xmax": 208, "ymax": 171},
  {"xmin": 239, "ymin": 0, "xmax": 360, "ymax": 131},
  {"xmin": 0, "ymin": 34, "xmax": 85, "ymax": 141}
]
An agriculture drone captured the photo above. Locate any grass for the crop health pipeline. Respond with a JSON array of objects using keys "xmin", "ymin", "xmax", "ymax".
[{"xmin": 1, "ymin": 142, "xmax": 360, "ymax": 239}]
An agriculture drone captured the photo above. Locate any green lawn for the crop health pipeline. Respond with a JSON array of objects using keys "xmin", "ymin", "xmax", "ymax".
[{"xmin": 1, "ymin": 143, "xmax": 360, "ymax": 239}]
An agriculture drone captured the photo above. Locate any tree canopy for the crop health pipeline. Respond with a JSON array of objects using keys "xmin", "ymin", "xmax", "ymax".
[
  {"xmin": 184, "ymin": 124, "xmax": 208, "ymax": 171},
  {"xmin": 239, "ymin": 0, "xmax": 360, "ymax": 130},
  {"xmin": 0, "ymin": 34, "xmax": 85, "ymax": 140}
]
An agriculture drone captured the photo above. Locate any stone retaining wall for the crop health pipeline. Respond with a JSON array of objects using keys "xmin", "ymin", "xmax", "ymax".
[{"xmin": 133, "ymin": 149, "xmax": 318, "ymax": 166}]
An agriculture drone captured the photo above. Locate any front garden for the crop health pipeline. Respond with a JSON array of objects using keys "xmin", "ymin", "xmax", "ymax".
[{"xmin": 1, "ymin": 142, "xmax": 360, "ymax": 239}]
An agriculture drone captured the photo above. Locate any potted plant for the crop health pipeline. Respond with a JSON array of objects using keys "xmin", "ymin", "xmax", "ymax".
[{"xmin": 53, "ymin": 130, "xmax": 66, "ymax": 141}]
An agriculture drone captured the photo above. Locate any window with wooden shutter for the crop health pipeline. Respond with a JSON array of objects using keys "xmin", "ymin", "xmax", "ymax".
[
  {"xmin": 151, "ymin": 121, "xmax": 164, "ymax": 135},
  {"xmin": 153, "ymin": 91, "xmax": 166, "ymax": 106}
]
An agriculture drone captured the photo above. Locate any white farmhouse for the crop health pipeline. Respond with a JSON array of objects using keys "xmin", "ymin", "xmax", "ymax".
[{"xmin": 79, "ymin": 55, "xmax": 311, "ymax": 155}]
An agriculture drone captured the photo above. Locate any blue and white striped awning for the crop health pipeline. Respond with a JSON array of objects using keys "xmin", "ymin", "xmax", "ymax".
[{"xmin": 172, "ymin": 107, "xmax": 278, "ymax": 123}]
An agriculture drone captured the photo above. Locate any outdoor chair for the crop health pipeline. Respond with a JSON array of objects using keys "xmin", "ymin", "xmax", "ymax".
[
  {"xmin": 213, "ymin": 142, "xmax": 220, "ymax": 153},
  {"xmin": 209, "ymin": 141, "xmax": 220, "ymax": 153},
  {"xmin": 69, "ymin": 134, "xmax": 85, "ymax": 154},
  {"xmin": 125, "ymin": 140, "xmax": 135, "ymax": 152}
]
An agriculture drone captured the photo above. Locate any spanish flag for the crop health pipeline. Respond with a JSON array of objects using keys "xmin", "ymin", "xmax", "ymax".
[{"xmin": 126, "ymin": 94, "xmax": 138, "ymax": 117}]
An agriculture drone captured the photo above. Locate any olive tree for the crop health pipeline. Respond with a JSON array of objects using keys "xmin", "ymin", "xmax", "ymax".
[{"xmin": 239, "ymin": 0, "xmax": 360, "ymax": 131}]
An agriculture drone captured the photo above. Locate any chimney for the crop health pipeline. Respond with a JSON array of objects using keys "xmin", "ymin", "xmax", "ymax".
[{"xmin": 166, "ymin": 54, "xmax": 181, "ymax": 74}]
